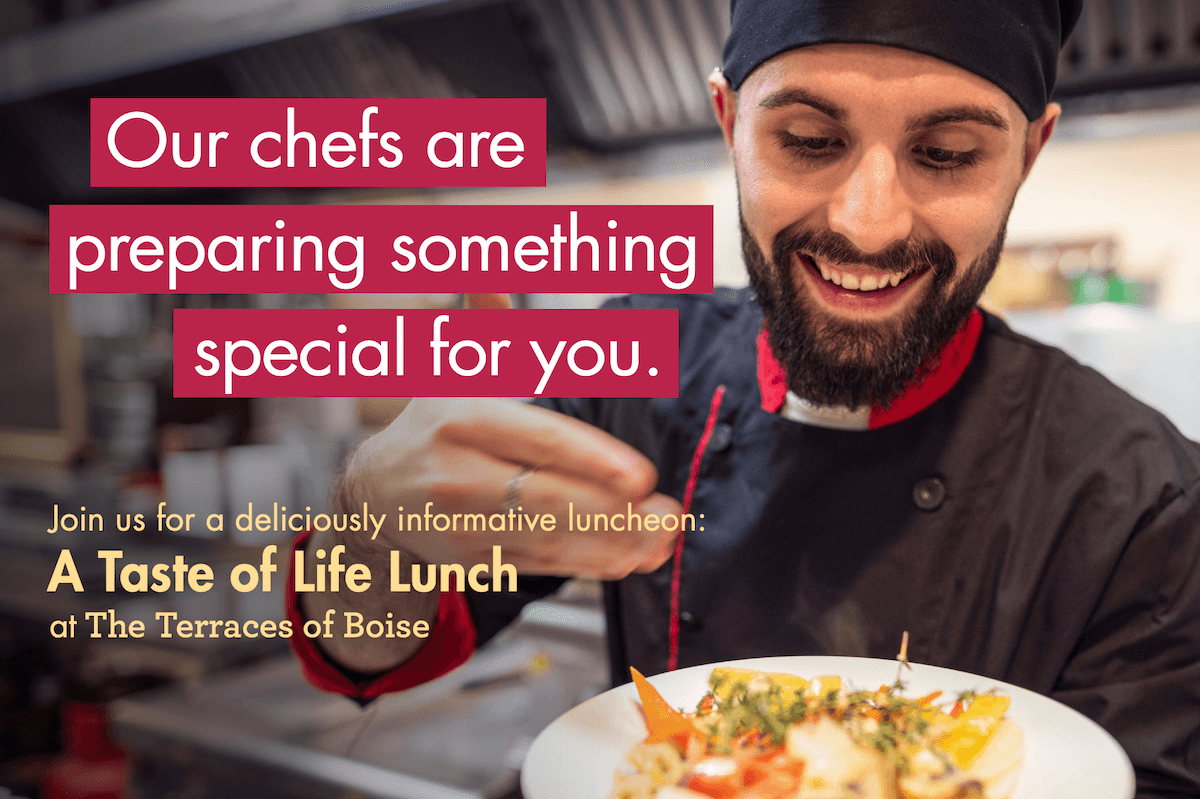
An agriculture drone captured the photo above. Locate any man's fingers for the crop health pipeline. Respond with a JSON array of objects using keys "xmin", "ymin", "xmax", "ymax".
[
  {"xmin": 425, "ymin": 450, "xmax": 647, "ymax": 520},
  {"xmin": 465, "ymin": 293, "xmax": 512, "ymax": 310},
  {"xmin": 436, "ymin": 401, "xmax": 657, "ymax": 499},
  {"xmin": 494, "ymin": 491, "xmax": 686, "ymax": 579},
  {"xmin": 417, "ymin": 447, "xmax": 682, "ymax": 577},
  {"xmin": 634, "ymin": 493, "xmax": 686, "ymax": 572},
  {"xmin": 638, "ymin": 492, "xmax": 684, "ymax": 518},
  {"xmin": 375, "ymin": 396, "xmax": 679, "ymax": 577}
]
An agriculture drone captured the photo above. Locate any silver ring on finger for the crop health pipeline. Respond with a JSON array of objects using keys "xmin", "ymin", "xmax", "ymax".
[{"xmin": 502, "ymin": 465, "xmax": 535, "ymax": 512}]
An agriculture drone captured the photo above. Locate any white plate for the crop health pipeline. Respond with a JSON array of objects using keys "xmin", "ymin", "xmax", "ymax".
[{"xmin": 522, "ymin": 656, "xmax": 1135, "ymax": 799}]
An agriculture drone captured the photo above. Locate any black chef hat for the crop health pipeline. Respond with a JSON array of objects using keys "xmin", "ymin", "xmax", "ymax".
[{"xmin": 722, "ymin": 0, "xmax": 1084, "ymax": 120}]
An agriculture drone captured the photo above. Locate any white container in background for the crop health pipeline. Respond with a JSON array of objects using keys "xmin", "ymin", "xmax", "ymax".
[{"xmin": 1007, "ymin": 304, "xmax": 1200, "ymax": 441}]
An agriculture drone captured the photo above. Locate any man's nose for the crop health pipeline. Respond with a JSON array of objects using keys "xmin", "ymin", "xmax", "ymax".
[{"xmin": 826, "ymin": 145, "xmax": 913, "ymax": 254}]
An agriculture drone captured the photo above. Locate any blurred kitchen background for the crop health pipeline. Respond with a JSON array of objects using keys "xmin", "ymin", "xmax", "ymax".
[{"xmin": 0, "ymin": 0, "xmax": 1198, "ymax": 797}]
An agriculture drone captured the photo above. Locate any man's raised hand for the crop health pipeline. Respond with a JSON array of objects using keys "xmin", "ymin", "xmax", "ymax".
[{"xmin": 343, "ymin": 397, "xmax": 682, "ymax": 581}]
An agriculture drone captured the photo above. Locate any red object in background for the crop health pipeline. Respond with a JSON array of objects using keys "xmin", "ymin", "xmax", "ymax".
[{"xmin": 42, "ymin": 702, "xmax": 127, "ymax": 799}]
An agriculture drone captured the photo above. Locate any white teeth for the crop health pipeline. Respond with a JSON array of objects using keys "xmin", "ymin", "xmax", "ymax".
[{"xmin": 810, "ymin": 257, "xmax": 911, "ymax": 292}]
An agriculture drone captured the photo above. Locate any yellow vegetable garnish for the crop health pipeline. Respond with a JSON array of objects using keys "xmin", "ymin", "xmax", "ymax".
[
  {"xmin": 938, "ymin": 695, "xmax": 1011, "ymax": 768},
  {"xmin": 708, "ymin": 667, "xmax": 844, "ymax": 705},
  {"xmin": 809, "ymin": 675, "xmax": 842, "ymax": 697},
  {"xmin": 769, "ymin": 672, "xmax": 812, "ymax": 695},
  {"xmin": 961, "ymin": 695, "xmax": 1010, "ymax": 719},
  {"xmin": 710, "ymin": 667, "xmax": 781, "ymax": 700}
]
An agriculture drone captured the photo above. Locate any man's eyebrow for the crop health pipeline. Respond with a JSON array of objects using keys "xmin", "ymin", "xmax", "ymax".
[
  {"xmin": 906, "ymin": 106, "xmax": 1010, "ymax": 133},
  {"xmin": 757, "ymin": 88, "xmax": 846, "ymax": 121}
]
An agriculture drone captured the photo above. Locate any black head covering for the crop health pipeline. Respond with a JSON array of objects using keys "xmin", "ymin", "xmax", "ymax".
[{"xmin": 722, "ymin": 0, "xmax": 1084, "ymax": 119}]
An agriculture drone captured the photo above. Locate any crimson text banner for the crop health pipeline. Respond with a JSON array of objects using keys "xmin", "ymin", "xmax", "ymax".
[
  {"xmin": 91, "ymin": 98, "xmax": 546, "ymax": 187},
  {"xmin": 52, "ymin": 204, "xmax": 712, "ymax": 294},
  {"xmin": 173, "ymin": 308, "xmax": 679, "ymax": 398}
]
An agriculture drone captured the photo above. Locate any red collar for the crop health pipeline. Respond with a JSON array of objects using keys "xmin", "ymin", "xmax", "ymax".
[{"xmin": 756, "ymin": 308, "xmax": 984, "ymax": 429}]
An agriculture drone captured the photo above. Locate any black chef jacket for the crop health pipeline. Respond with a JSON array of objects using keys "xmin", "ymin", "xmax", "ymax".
[{"xmin": 465, "ymin": 289, "xmax": 1200, "ymax": 797}]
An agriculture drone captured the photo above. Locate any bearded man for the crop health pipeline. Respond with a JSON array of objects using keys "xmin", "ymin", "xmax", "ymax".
[{"xmin": 290, "ymin": 1, "xmax": 1200, "ymax": 794}]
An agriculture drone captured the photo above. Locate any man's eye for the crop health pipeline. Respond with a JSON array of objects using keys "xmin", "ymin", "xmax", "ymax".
[
  {"xmin": 780, "ymin": 133, "xmax": 843, "ymax": 158},
  {"xmin": 914, "ymin": 145, "xmax": 978, "ymax": 170},
  {"xmin": 794, "ymin": 136, "xmax": 838, "ymax": 150}
]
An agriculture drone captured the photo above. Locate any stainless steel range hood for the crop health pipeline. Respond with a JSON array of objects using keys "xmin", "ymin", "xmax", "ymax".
[{"xmin": 0, "ymin": 0, "xmax": 472, "ymax": 104}]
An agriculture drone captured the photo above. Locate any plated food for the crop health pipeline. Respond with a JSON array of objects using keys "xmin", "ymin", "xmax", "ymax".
[
  {"xmin": 613, "ymin": 666, "xmax": 1022, "ymax": 799},
  {"xmin": 520, "ymin": 656, "xmax": 1135, "ymax": 799}
]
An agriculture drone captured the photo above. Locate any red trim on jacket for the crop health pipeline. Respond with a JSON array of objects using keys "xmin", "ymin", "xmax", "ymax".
[
  {"xmin": 286, "ymin": 529, "xmax": 476, "ymax": 700},
  {"xmin": 756, "ymin": 328, "xmax": 790, "ymax": 414},
  {"xmin": 757, "ymin": 308, "xmax": 984, "ymax": 427},
  {"xmin": 669, "ymin": 384, "xmax": 726, "ymax": 671},
  {"xmin": 868, "ymin": 309, "xmax": 984, "ymax": 429}
]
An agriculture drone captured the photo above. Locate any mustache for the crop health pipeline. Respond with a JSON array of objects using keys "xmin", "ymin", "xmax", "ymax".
[{"xmin": 772, "ymin": 225, "xmax": 957, "ymax": 277}]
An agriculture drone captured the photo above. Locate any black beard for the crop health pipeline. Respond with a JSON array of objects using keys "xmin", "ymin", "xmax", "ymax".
[{"xmin": 742, "ymin": 216, "xmax": 1006, "ymax": 409}]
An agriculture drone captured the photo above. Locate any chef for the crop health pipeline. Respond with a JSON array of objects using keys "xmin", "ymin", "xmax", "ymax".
[{"xmin": 290, "ymin": 1, "xmax": 1200, "ymax": 794}]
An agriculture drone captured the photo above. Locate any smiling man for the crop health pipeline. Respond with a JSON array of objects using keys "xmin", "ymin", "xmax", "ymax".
[
  {"xmin": 291, "ymin": 1, "xmax": 1200, "ymax": 795},
  {"xmin": 723, "ymin": 42, "xmax": 1045, "ymax": 411}
]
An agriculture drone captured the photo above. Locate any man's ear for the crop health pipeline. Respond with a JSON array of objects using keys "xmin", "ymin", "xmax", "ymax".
[
  {"xmin": 709, "ymin": 70, "xmax": 737, "ymax": 149},
  {"xmin": 1021, "ymin": 102, "xmax": 1060, "ymax": 182}
]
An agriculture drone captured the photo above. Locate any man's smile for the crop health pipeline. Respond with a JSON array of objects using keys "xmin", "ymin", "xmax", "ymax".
[{"xmin": 794, "ymin": 252, "xmax": 933, "ymax": 314}]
